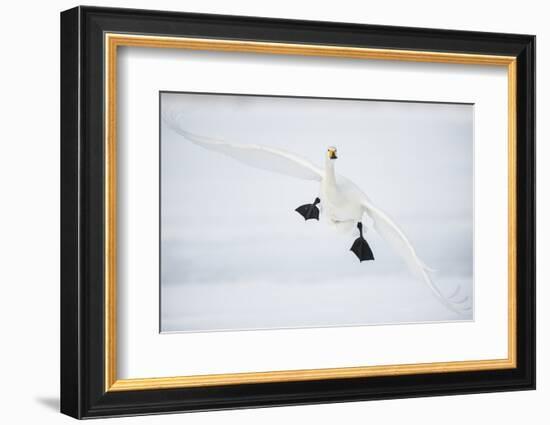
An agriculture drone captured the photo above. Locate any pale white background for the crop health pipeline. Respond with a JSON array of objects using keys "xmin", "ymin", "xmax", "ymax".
[
  {"xmin": 160, "ymin": 95, "xmax": 476, "ymax": 332},
  {"xmin": 0, "ymin": 0, "xmax": 545, "ymax": 424}
]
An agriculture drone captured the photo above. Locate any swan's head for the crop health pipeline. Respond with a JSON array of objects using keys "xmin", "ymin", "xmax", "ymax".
[{"xmin": 327, "ymin": 146, "xmax": 338, "ymax": 160}]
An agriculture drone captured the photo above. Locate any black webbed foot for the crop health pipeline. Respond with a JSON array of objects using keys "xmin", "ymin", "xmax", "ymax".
[
  {"xmin": 295, "ymin": 197, "xmax": 321, "ymax": 221},
  {"xmin": 350, "ymin": 222, "xmax": 375, "ymax": 262}
]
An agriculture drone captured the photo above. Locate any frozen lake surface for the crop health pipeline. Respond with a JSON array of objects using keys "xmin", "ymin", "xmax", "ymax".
[{"xmin": 161, "ymin": 225, "xmax": 473, "ymax": 332}]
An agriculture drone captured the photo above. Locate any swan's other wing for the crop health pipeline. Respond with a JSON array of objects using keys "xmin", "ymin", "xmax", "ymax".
[
  {"xmin": 360, "ymin": 196, "xmax": 470, "ymax": 314},
  {"xmin": 163, "ymin": 113, "xmax": 322, "ymax": 181}
]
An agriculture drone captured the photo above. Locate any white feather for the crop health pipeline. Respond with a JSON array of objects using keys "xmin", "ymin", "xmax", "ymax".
[
  {"xmin": 164, "ymin": 112, "xmax": 322, "ymax": 181},
  {"xmin": 361, "ymin": 198, "xmax": 470, "ymax": 314}
]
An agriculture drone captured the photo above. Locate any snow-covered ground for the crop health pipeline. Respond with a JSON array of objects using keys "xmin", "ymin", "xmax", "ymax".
[
  {"xmin": 161, "ymin": 272, "xmax": 472, "ymax": 333},
  {"xmin": 160, "ymin": 220, "xmax": 473, "ymax": 332}
]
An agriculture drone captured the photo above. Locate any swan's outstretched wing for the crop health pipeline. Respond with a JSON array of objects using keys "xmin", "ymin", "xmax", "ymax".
[
  {"xmin": 163, "ymin": 112, "xmax": 323, "ymax": 181},
  {"xmin": 360, "ymin": 196, "xmax": 470, "ymax": 314}
]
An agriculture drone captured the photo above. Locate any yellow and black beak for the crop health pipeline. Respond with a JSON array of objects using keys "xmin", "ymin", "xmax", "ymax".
[{"xmin": 328, "ymin": 149, "xmax": 338, "ymax": 159}]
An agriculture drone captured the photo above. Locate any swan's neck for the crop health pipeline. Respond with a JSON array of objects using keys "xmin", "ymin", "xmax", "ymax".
[{"xmin": 324, "ymin": 158, "xmax": 337, "ymax": 187}]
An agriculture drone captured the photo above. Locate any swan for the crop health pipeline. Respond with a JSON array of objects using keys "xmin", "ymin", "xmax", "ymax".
[{"xmin": 163, "ymin": 112, "xmax": 470, "ymax": 314}]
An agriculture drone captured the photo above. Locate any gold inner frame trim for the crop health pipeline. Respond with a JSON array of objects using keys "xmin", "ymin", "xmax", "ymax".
[{"xmin": 104, "ymin": 33, "xmax": 518, "ymax": 392}]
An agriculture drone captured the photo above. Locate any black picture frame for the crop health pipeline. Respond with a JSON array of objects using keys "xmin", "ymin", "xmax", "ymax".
[{"xmin": 61, "ymin": 5, "xmax": 535, "ymax": 419}]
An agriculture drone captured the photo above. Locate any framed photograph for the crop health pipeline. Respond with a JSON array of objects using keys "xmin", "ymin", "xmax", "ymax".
[{"xmin": 60, "ymin": 6, "xmax": 535, "ymax": 419}]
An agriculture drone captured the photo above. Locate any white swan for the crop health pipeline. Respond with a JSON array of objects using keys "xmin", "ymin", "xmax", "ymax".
[{"xmin": 163, "ymin": 112, "xmax": 470, "ymax": 314}]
